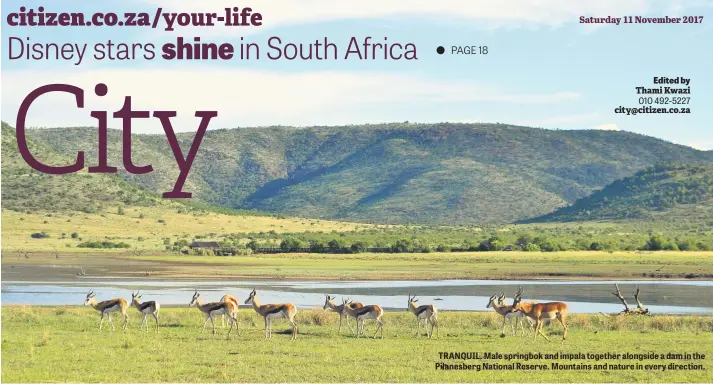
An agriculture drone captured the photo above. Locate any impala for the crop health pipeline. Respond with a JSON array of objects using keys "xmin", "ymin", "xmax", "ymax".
[
  {"xmin": 323, "ymin": 295, "xmax": 364, "ymax": 335},
  {"xmin": 83, "ymin": 290, "xmax": 129, "ymax": 331},
  {"xmin": 340, "ymin": 298, "xmax": 384, "ymax": 339},
  {"xmin": 510, "ymin": 287, "xmax": 569, "ymax": 342},
  {"xmin": 486, "ymin": 292, "xmax": 533, "ymax": 337},
  {"xmin": 220, "ymin": 294, "xmax": 240, "ymax": 327},
  {"xmin": 406, "ymin": 294, "xmax": 438, "ymax": 338},
  {"xmin": 130, "ymin": 291, "xmax": 160, "ymax": 332},
  {"xmin": 189, "ymin": 291, "xmax": 239, "ymax": 338},
  {"xmin": 244, "ymin": 288, "xmax": 298, "ymax": 340}
]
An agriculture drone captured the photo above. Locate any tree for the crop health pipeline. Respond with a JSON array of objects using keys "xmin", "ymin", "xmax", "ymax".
[
  {"xmin": 310, "ymin": 240, "xmax": 328, "ymax": 253},
  {"xmin": 350, "ymin": 241, "xmax": 369, "ymax": 253},
  {"xmin": 328, "ymin": 238, "xmax": 348, "ymax": 253},
  {"xmin": 533, "ymin": 236, "xmax": 560, "ymax": 252},
  {"xmin": 644, "ymin": 234, "xmax": 667, "ymax": 251},
  {"xmin": 523, "ymin": 243, "xmax": 541, "ymax": 252},
  {"xmin": 247, "ymin": 239, "xmax": 260, "ymax": 251},
  {"xmin": 516, "ymin": 233, "xmax": 535, "ymax": 248},
  {"xmin": 391, "ymin": 239, "xmax": 413, "ymax": 253},
  {"xmin": 280, "ymin": 237, "xmax": 306, "ymax": 250}
]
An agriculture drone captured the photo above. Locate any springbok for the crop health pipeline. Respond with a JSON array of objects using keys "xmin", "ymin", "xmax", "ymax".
[
  {"xmin": 510, "ymin": 287, "xmax": 569, "ymax": 342},
  {"xmin": 486, "ymin": 292, "xmax": 533, "ymax": 337},
  {"xmin": 244, "ymin": 288, "xmax": 298, "ymax": 340},
  {"xmin": 323, "ymin": 295, "xmax": 364, "ymax": 335},
  {"xmin": 83, "ymin": 290, "xmax": 129, "ymax": 331},
  {"xmin": 340, "ymin": 298, "xmax": 384, "ymax": 339},
  {"xmin": 406, "ymin": 294, "xmax": 438, "ymax": 338},
  {"xmin": 130, "ymin": 291, "xmax": 160, "ymax": 332},
  {"xmin": 220, "ymin": 294, "xmax": 240, "ymax": 328},
  {"xmin": 189, "ymin": 291, "xmax": 239, "ymax": 338}
]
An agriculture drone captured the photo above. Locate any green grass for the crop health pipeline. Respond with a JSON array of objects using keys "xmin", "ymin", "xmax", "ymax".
[{"xmin": 2, "ymin": 306, "xmax": 712, "ymax": 382}]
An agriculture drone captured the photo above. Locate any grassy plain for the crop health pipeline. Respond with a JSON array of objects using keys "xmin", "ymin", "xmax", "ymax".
[
  {"xmin": 1, "ymin": 208, "xmax": 380, "ymax": 251},
  {"xmin": 2, "ymin": 306, "xmax": 712, "ymax": 383},
  {"xmin": 4, "ymin": 207, "xmax": 713, "ymax": 281}
]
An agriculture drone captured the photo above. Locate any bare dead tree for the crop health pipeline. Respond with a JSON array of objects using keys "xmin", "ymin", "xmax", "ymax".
[
  {"xmin": 632, "ymin": 287, "xmax": 648, "ymax": 313},
  {"xmin": 600, "ymin": 283, "xmax": 649, "ymax": 317}
]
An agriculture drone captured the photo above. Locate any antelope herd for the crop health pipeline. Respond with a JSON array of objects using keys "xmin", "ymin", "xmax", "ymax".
[{"xmin": 82, "ymin": 287, "xmax": 569, "ymax": 342}]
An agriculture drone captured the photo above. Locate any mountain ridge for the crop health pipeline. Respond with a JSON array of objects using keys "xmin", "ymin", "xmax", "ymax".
[
  {"xmin": 525, "ymin": 163, "xmax": 713, "ymax": 223},
  {"xmin": 6, "ymin": 121, "xmax": 712, "ymax": 224}
]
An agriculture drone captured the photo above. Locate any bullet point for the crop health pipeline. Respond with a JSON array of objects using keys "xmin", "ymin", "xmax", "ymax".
[{"xmin": 437, "ymin": 46, "xmax": 445, "ymax": 55}]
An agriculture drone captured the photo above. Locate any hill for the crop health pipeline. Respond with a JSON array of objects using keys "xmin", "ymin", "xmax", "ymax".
[
  {"xmin": 1, "ymin": 122, "xmax": 162, "ymax": 213},
  {"xmin": 526, "ymin": 163, "xmax": 713, "ymax": 223},
  {"xmin": 1, "ymin": 123, "xmax": 380, "ymax": 251},
  {"xmin": 8, "ymin": 122, "xmax": 713, "ymax": 224}
]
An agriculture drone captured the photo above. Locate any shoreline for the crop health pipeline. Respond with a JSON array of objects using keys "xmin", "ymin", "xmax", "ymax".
[
  {"xmin": 4, "ymin": 274, "xmax": 713, "ymax": 282},
  {"xmin": 4, "ymin": 250, "xmax": 713, "ymax": 282}
]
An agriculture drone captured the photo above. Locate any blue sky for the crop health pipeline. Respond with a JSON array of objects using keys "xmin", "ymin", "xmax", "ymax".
[{"xmin": 2, "ymin": 0, "xmax": 712, "ymax": 149}]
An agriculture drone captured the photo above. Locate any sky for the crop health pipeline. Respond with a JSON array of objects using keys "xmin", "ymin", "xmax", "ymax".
[{"xmin": 1, "ymin": 0, "xmax": 712, "ymax": 149}]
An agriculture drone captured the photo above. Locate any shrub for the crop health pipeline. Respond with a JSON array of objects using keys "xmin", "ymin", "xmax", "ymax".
[
  {"xmin": 523, "ymin": 243, "xmax": 541, "ymax": 252},
  {"xmin": 77, "ymin": 241, "xmax": 130, "ymax": 249},
  {"xmin": 280, "ymin": 237, "xmax": 307, "ymax": 250},
  {"xmin": 31, "ymin": 232, "xmax": 50, "ymax": 239},
  {"xmin": 310, "ymin": 240, "xmax": 328, "ymax": 253},
  {"xmin": 644, "ymin": 234, "xmax": 667, "ymax": 251},
  {"xmin": 328, "ymin": 238, "xmax": 349, "ymax": 253},
  {"xmin": 436, "ymin": 244, "xmax": 452, "ymax": 252},
  {"xmin": 350, "ymin": 241, "xmax": 368, "ymax": 253}
]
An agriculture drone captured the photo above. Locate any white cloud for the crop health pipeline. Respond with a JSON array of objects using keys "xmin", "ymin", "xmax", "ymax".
[
  {"xmin": 688, "ymin": 141, "xmax": 713, "ymax": 151},
  {"xmin": 1, "ymin": 68, "xmax": 579, "ymax": 133},
  {"xmin": 142, "ymin": 0, "xmax": 651, "ymax": 35},
  {"xmin": 593, "ymin": 123, "xmax": 620, "ymax": 131}
]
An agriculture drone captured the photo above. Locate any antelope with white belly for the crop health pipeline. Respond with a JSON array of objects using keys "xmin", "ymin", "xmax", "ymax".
[
  {"xmin": 189, "ymin": 291, "xmax": 239, "ymax": 338},
  {"xmin": 130, "ymin": 291, "xmax": 160, "ymax": 333},
  {"xmin": 83, "ymin": 290, "xmax": 129, "ymax": 331},
  {"xmin": 244, "ymin": 288, "xmax": 298, "ymax": 340}
]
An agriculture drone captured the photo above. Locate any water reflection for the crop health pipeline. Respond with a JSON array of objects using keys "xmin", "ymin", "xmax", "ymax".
[{"xmin": 2, "ymin": 279, "xmax": 712, "ymax": 315}]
